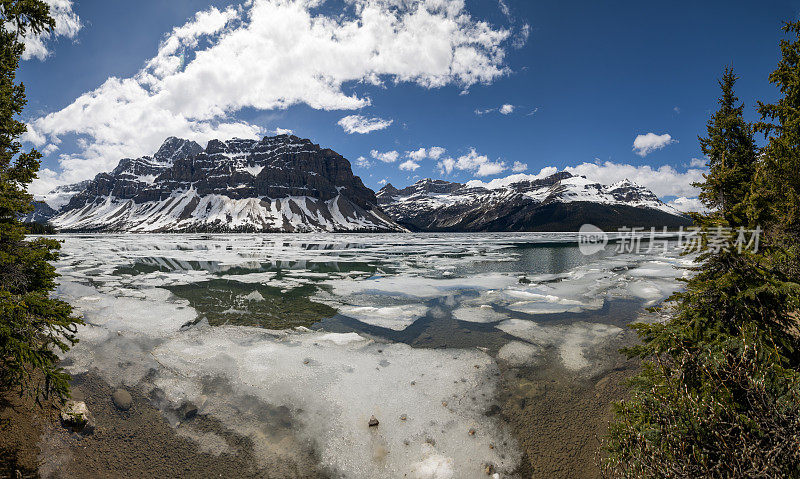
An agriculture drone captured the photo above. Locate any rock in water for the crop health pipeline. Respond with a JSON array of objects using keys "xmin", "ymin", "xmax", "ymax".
[
  {"xmin": 111, "ymin": 389, "xmax": 132, "ymax": 411},
  {"xmin": 60, "ymin": 400, "xmax": 94, "ymax": 434},
  {"xmin": 178, "ymin": 401, "xmax": 198, "ymax": 420},
  {"xmin": 368, "ymin": 415, "xmax": 379, "ymax": 427}
]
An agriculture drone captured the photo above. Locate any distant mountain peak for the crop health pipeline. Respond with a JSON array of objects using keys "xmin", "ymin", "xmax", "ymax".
[{"xmin": 378, "ymin": 170, "xmax": 689, "ymax": 232}]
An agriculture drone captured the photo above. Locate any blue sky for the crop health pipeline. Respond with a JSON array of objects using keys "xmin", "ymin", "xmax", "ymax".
[{"xmin": 18, "ymin": 0, "xmax": 800, "ymax": 210}]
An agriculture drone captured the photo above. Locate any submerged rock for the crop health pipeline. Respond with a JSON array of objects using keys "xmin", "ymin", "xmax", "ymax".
[
  {"xmin": 178, "ymin": 401, "xmax": 199, "ymax": 420},
  {"xmin": 111, "ymin": 389, "xmax": 132, "ymax": 411},
  {"xmin": 368, "ymin": 415, "xmax": 379, "ymax": 427},
  {"xmin": 60, "ymin": 400, "xmax": 94, "ymax": 434}
]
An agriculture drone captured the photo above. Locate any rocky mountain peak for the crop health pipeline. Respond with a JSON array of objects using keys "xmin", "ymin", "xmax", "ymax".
[
  {"xmin": 154, "ymin": 137, "xmax": 203, "ymax": 163},
  {"xmin": 46, "ymin": 135, "xmax": 401, "ymax": 233}
]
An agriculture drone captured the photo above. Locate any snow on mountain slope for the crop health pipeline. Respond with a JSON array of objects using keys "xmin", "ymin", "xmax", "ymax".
[
  {"xmin": 47, "ymin": 135, "xmax": 403, "ymax": 232},
  {"xmin": 377, "ymin": 173, "xmax": 690, "ymax": 232}
]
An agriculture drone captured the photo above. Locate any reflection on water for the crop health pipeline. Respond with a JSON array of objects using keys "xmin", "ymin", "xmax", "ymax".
[
  {"xmin": 57, "ymin": 233, "xmax": 687, "ymax": 342},
  {"xmin": 167, "ymin": 279, "xmax": 336, "ymax": 329}
]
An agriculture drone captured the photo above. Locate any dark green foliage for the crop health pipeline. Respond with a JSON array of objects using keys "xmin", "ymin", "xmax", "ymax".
[
  {"xmin": 23, "ymin": 221, "xmax": 54, "ymax": 234},
  {"xmin": 0, "ymin": 0, "xmax": 82, "ymax": 405},
  {"xmin": 605, "ymin": 36, "xmax": 800, "ymax": 478},
  {"xmin": 696, "ymin": 67, "xmax": 758, "ymax": 226},
  {"xmin": 750, "ymin": 21, "xmax": 800, "ymax": 241}
]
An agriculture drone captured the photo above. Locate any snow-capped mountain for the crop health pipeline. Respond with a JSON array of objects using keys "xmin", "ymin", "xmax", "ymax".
[
  {"xmin": 377, "ymin": 173, "xmax": 691, "ymax": 232},
  {"xmin": 42, "ymin": 135, "xmax": 402, "ymax": 232}
]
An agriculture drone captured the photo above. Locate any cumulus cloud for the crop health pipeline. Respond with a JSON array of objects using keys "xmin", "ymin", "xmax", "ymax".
[
  {"xmin": 632, "ymin": 132, "xmax": 676, "ymax": 157},
  {"xmin": 406, "ymin": 148, "xmax": 428, "ymax": 162},
  {"xmin": 465, "ymin": 166, "xmax": 559, "ymax": 189},
  {"xmin": 564, "ymin": 160, "xmax": 704, "ymax": 198},
  {"xmin": 511, "ymin": 161, "xmax": 527, "ymax": 172},
  {"xmin": 437, "ymin": 149, "xmax": 506, "ymax": 177},
  {"xmin": 337, "ymin": 115, "xmax": 393, "ymax": 134},
  {"xmin": 427, "ymin": 146, "xmax": 446, "ymax": 160},
  {"xmin": 689, "ymin": 157, "xmax": 706, "ymax": 168},
  {"xmin": 355, "ymin": 156, "xmax": 373, "ymax": 168},
  {"xmin": 274, "ymin": 127, "xmax": 294, "ymax": 135},
  {"xmin": 25, "ymin": 0, "xmax": 514, "ymax": 192},
  {"xmin": 370, "ymin": 149, "xmax": 399, "ymax": 163},
  {"xmin": 399, "ymin": 159, "xmax": 421, "ymax": 171},
  {"xmin": 467, "ymin": 160, "xmax": 707, "ymax": 202},
  {"xmin": 17, "ymin": 0, "xmax": 82, "ymax": 61},
  {"xmin": 405, "ymin": 146, "xmax": 446, "ymax": 163},
  {"xmin": 499, "ymin": 104, "xmax": 514, "ymax": 115}
]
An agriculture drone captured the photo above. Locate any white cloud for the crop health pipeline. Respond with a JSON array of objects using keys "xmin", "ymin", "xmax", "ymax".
[
  {"xmin": 406, "ymin": 148, "xmax": 428, "ymax": 161},
  {"xmin": 25, "ymin": 0, "xmax": 513, "ymax": 192},
  {"xmin": 673, "ymin": 106, "xmax": 681, "ymax": 114},
  {"xmin": 511, "ymin": 161, "xmax": 527, "ymax": 172},
  {"xmin": 428, "ymin": 146, "xmax": 446, "ymax": 160},
  {"xmin": 632, "ymin": 132, "xmax": 676, "ymax": 157},
  {"xmin": 512, "ymin": 23, "xmax": 530, "ymax": 49},
  {"xmin": 404, "ymin": 146, "xmax": 446, "ymax": 163},
  {"xmin": 399, "ymin": 159, "xmax": 421, "ymax": 171},
  {"xmin": 498, "ymin": 0, "xmax": 511, "ymax": 17},
  {"xmin": 466, "ymin": 166, "xmax": 559, "ymax": 189},
  {"xmin": 689, "ymin": 157, "xmax": 706, "ymax": 168},
  {"xmin": 18, "ymin": 0, "xmax": 82, "ymax": 61},
  {"xmin": 355, "ymin": 156, "xmax": 373, "ymax": 168},
  {"xmin": 564, "ymin": 161, "xmax": 705, "ymax": 198},
  {"xmin": 476, "ymin": 103, "xmax": 515, "ymax": 116},
  {"xmin": 666, "ymin": 196, "xmax": 707, "ymax": 214},
  {"xmin": 378, "ymin": 178, "xmax": 387, "ymax": 185},
  {"xmin": 337, "ymin": 115, "xmax": 393, "ymax": 134},
  {"xmin": 42, "ymin": 143, "xmax": 60, "ymax": 156},
  {"xmin": 370, "ymin": 149, "xmax": 399, "ymax": 163},
  {"xmin": 437, "ymin": 148, "xmax": 506, "ymax": 177},
  {"xmin": 274, "ymin": 127, "xmax": 294, "ymax": 135},
  {"xmin": 467, "ymin": 160, "xmax": 706, "ymax": 200}
]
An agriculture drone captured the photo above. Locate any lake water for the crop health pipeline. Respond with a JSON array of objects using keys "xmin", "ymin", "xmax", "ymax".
[{"xmin": 52, "ymin": 233, "xmax": 693, "ymax": 478}]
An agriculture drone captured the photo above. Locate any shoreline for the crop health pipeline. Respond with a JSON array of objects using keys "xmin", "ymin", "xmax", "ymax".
[{"xmin": 1, "ymin": 349, "xmax": 639, "ymax": 479}]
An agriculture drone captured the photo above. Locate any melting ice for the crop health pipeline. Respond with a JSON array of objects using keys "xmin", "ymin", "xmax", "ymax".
[{"xmin": 53, "ymin": 233, "xmax": 693, "ymax": 478}]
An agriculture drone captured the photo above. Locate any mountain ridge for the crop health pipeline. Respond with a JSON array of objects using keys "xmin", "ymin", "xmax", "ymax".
[
  {"xmin": 376, "ymin": 173, "xmax": 691, "ymax": 232},
  {"xmin": 44, "ymin": 135, "xmax": 402, "ymax": 233},
  {"xmin": 32, "ymin": 136, "xmax": 691, "ymax": 233}
]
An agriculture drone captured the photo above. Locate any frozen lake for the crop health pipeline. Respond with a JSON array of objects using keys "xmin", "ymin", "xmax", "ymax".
[{"xmin": 51, "ymin": 233, "xmax": 693, "ymax": 478}]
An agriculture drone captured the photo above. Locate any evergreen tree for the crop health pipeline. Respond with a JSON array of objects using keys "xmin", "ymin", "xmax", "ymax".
[
  {"xmin": 0, "ymin": 0, "xmax": 82, "ymax": 405},
  {"xmin": 604, "ymin": 63, "xmax": 800, "ymax": 477},
  {"xmin": 750, "ymin": 21, "xmax": 800, "ymax": 238},
  {"xmin": 697, "ymin": 67, "xmax": 758, "ymax": 226}
]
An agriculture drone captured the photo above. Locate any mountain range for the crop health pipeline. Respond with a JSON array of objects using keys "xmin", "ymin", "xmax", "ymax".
[
  {"xmin": 376, "ymin": 173, "xmax": 691, "ymax": 232},
  {"xmin": 30, "ymin": 135, "xmax": 690, "ymax": 232},
  {"xmin": 34, "ymin": 135, "xmax": 399, "ymax": 232}
]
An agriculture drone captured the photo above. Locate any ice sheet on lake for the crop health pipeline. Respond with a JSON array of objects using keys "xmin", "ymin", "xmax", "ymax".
[
  {"xmin": 452, "ymin": 305, "xmax": 507, "ymax": 323},
  {"xmin": 58, "ymin": 275, "xmax": 519, "ymax": 477},
  {"xmin": 338, "ymin": 304, "xmax": 429, "ymax": 330},
  {"xmin": 50, "ymin": 233, "xmax": 695, "ymax": 476},
  {"xmin": 497, "ymin": 319, "xmax": 623, "ymax": 371}
]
